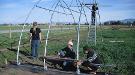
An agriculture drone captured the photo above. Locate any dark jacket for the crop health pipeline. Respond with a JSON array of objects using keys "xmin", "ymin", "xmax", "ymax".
[
  {"xmin": 86, "ymin": 50, "xmax": 101, "ymax": 64},
  {"xmin": 59, "ymin": 47, "xmax": 76, "ymax": 59},
  {"xmin": 81, "ymin": 50, "xmax": 101, "ymax": 71}
]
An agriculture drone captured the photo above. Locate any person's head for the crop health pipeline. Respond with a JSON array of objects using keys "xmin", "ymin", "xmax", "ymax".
[
  {"xmin": 83, "ymin": 45, "xmax": 92, "ymax": 54},
  {"xmin": 33, "ymin": 21, "xmax": 38, "ymax": 28},
  {"xmin": 67, "ymin": 39, "xmax": 73, "ymax": 49}
]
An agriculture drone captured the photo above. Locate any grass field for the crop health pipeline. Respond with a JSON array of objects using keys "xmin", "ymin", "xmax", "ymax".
[
  {"xmin": 0, "ymin": 24, "xmax": 78, "ymax": 30},
  {"xmin": 0, "ymin": 25, "xmax": 135, "ymax": 75}
]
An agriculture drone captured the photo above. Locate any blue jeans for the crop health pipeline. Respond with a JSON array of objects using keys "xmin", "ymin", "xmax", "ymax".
[{"xmin": 31, "ymin": 40, "xmax": 40, "ymax": 58}]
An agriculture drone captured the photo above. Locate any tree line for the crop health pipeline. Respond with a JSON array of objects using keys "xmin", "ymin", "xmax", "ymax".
[{"xmin": 103, "ymin": 20, "xmax": 135, "ymax": 25}]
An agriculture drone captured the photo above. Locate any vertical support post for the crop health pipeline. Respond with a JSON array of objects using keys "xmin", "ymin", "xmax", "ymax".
[
  {"xmin": 76, "ymin": 5, "xmax": 83, "ymax": 75},
  {"xmin": 17, "ymin": 24, "xmax": 25, "ymax": 65},
  {"xmin": 94, "ymin": 15, "xmax": 97, "ymax": 46},
  {"xmin": 43, "ymin": 0, "xmax": 61, "ymax": 70},
  {"xmin": 9, "ymin": 24, "xmax": 12, "ymax": 39},
  {"xmin": 16, "ymin": 0, "xmax": 41, "ymax": 65},
  {"xmin": 43, "ymin": 24, "xmax": 51, "ymax": 70},
  {"xmin": 9, "ymin": 24, "xmax": 12, "ymax": 49}
]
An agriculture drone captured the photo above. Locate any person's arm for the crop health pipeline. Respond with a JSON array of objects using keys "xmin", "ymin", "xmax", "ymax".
[
  {"xmin": 58, "ymin": 50, "xmax": 65, "ymax": 58},
  {"xmin": 58, "ymin": 47, "xmax": 67, "ymax": 58},
  {"xmin": 39, "ymin": 33, "xmax": 42, "ymax": 42},
  {"xmin": 87, "ymin": 51, "xmax": 97, "ymax": 63},
  {"xmin": 72, "ymin": 50, "xmax": 76, "ymax": 59},
  {"xmin": 30, "ymin": 33, "xmax": 32, "ymax": 41},
  {"xmin": 39, "ymin": 28, "xmax": 42, "ymax": 43}
]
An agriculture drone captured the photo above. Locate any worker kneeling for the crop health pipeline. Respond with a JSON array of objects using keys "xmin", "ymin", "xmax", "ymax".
[
  {"xmin": 77, "ymin": 45, "xmax": 101, "ymax": 74},
  {"xmin": 58, "ymin": 39, "xmax": 76, "ymax": 71}
]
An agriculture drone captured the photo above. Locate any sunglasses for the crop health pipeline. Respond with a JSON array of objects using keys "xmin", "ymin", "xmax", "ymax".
[{"xmin": 68, "ymin": 44, "xmax": 73, "ymax": 47}]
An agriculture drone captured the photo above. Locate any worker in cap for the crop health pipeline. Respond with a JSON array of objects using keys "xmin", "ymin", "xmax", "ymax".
[
  {"xmin": 67, "ymin": 39, "xmax": 73, "ymax": 49},
  {"xmin": 58, "ymin": 39, "xmax": 76, "ymax": 71}
]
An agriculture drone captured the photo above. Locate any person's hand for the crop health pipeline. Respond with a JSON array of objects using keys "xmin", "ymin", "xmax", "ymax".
[
  {"xmin": 40, "ymin": 40, "xmax": 42, "ymax": 43},
  {"xmin": 29, "ymin": 39, "xmax": 31, "ymax": 44},
  {"xmin": 77, "ymin": 60, "xmax": 82, "ymax": 66},
  {"xmin": 74, "ymin": 60, "xmax": 82, "ymax": 66}
]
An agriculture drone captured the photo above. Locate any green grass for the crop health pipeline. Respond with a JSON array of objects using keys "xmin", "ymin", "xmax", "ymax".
[
  {"xmin": 96, "ymin": 28, "xmax": 135, "ymax": 74},
  {"xmin": 0, "ymin": 25, "xmax": 77, "ymax": 30},
  {"xmin": 0, "ymin": 26, "xmax": 135, "ymax": 75}
]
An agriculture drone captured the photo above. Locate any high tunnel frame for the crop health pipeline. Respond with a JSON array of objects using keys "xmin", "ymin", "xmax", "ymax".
[{"xmin": 16, "ymin": 0, "xmax": 100, "ymax": 74}]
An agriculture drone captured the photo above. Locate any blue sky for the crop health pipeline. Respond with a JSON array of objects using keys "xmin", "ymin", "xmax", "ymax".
[{"xmin": 0, "ymin": 0, "xmax": 135, "ymax": 24}]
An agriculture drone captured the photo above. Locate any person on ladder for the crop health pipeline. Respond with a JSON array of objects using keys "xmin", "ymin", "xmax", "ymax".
[{"xmin": 30, "ymin": 22, "xmax": 42, "ymax": 59}]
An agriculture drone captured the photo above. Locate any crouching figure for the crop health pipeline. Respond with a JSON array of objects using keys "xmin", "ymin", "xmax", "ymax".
[
  {"xmin": 77, "ymin": 45, "xmax": 101, "ymax": 74},
  {"xmin": 58, "ymin": 39, "xmax": 76, "ymax": 71}
]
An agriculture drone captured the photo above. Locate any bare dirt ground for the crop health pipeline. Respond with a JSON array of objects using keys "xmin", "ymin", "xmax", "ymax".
[
  {"xmin": 1, "ymin": 68, "xmax": 44, "ymax": 75},
  {"xmin": 0, "ymin": 68, "xmax": 76, "ymax": 75},
  {"xmin": 0, "ymin": 64, "xmax": 89, "ymax": 75}
]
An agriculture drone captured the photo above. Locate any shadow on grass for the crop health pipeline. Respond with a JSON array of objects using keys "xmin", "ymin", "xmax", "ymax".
[{"xmin": 7, "ymin": 48, "xmax": 30, "ymax": 57}]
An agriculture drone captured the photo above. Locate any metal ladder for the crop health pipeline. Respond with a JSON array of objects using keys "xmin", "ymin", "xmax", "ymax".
[
  {"xmin": 88, "ymin": 23, "xmax": 96, "ymax": 46},
  {"xmin": 87, "ymin": 3, "xmax": 98, "ymax": 46}
]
